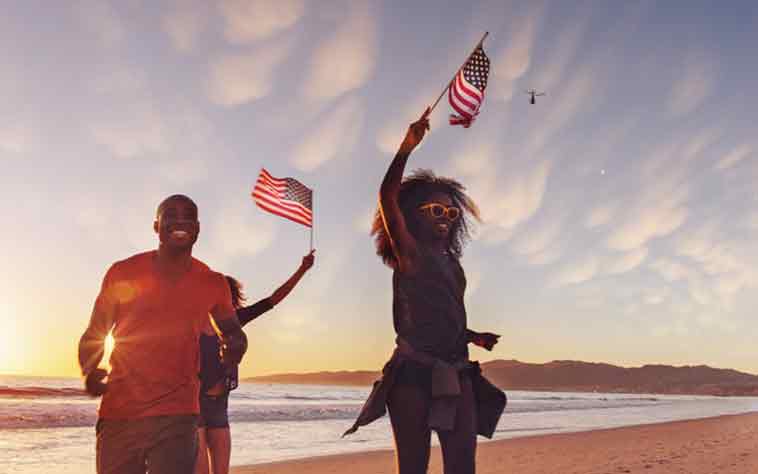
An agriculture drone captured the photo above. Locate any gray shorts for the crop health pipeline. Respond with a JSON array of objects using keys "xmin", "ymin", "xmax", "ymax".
[{"xmin": 95, "ymin": 415, "xmax": 198, "ymax": 474}]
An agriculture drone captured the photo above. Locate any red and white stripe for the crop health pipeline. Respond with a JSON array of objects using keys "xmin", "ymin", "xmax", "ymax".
[
  {"xmin": 448, "ymin": 69, "xmax": 484, "ymax": 126},
  {"xmin": 251, "ymin": 168, "xmax": 312, "ymax": 227}
]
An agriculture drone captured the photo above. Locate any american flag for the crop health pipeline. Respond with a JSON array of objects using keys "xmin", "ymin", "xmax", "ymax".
[
  {"xmin": 448, "ymin": 45, "xmax": 490, "ymax": 128},
  {"xmin": 252, "ymin": 168, "xmax": 313, "ymax": 227}
]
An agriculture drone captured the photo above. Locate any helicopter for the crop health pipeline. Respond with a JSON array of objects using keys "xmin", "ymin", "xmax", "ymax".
[{"xmin": 525, "ymin": 89, "xmax": 546, "ymax": 104}]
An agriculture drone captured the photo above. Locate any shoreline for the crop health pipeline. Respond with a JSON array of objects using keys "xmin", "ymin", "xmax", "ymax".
[{"xmin": 232, "ymin": 412, "xmax": 758, "ymax": 474}]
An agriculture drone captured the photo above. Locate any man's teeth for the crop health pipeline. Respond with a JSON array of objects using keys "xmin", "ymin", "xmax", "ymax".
[{"xmin": 172, "ymin": 231, "xmax": 188, "ymax": 237}]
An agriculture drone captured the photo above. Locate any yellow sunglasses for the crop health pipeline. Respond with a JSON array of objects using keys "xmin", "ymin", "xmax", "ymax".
[{"xmin": 418, "ymin": 203, "xmax": 461, "ymax": 221}]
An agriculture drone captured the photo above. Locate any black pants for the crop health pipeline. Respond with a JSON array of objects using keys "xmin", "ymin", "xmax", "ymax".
[
  {"xmin": 387, "ymin": 373, "xmax": 478, "ymax": 474},
  {"xmin": 95, "ymin": 415, "xmax": 198, "ymax": 474}
]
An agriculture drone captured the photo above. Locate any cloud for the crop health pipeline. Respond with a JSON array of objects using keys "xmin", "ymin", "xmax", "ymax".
[
  {"xmin": 156, "ymin": 157, "xmax": 209, "ymax": 186},
  {"xmin": 649, "ymin": 258, "xmax": 689, "ymax": 282},
  {"xmin": 301, "ymin": 1, "xmax": 377, "ymax": 100},
  {"xmin": 605, "ymin": 170, "xmax": 689, "ymax": 252},
  {"xmin": 549, "ymin": 255, "xmax": 599, "ymax": 286},
  {"xmin": 585, "ymin": 204, "xmax": 616, "ymax": 229},
  {"xmin": 714, "ymin": 144, "xmax": 751, "ymax": 171},
  {"xmin": 0, "ymin": 125, "xmax": 32, "ymax": 154},
  {"xmin": 375, "ymin": 87, "xmax": 438, "ymax": 155},
  {"xmin": 208, "ymin": 40, "xmax": 293, "ymax": 106},
  {"xmin": 491, "ymin": 7, "xmax": 542, "ymax": 101},
  {"xmin": 606, "ymin": 203, "xmax": 687, "ymax": 251},
  {"xmin": 603, "ymin": 247, "xmax": 648, "ymax": 275},
  {"xmin": 91, "ymin": 64, "xmax": 147, "ymax": 96},
  {"xmin": 478, "ymin": 160, "xmax": 552, "ymax": 243},
  {"xmin": 510, "ymin": 215, "xmax": 563, "ymax": 265},
  {"xmin": 207, "ymin": 202, "xmax": 277, "ymax": 267},
  {"xmin": 163, "ymin": 3, "xmax": 207, "ymax": 53},
  {"xmin": 353, "ymin": 207, "xmax": 376, "ymax": 234},
  {"xmin": 90, "ymin": 100, "xmax": 214, "ymax": 164},
  {"xmin": 75, "ymin": 0, "xmax": 125, "ymax": 47},
  {"xmin": 219, "ymin": 0, "xmax": 305, "ymax": 44},
  {"xmin": 524, "ymin": 66, "xmax": 595, "ymax": 156},
  {"xmin": 291, "ymin": 95, "xmax": 364, "ymax": 172},
  {"xmin": 667, "ymin": 54, "xmax": 714, "ymax": 117},
  {"xmin": 643, "ymin": 287, "xmax": 670, "ymax": 305},
  {"xmin": 532, "ymin": 20, "xmax": 587, "ymax": 92},
  {"xmin": 264, "ymin": 301, "xmax": 327, "ymax": 345},
  {"xmin": 90, "ymin": 102, "xmax": 167, "ymax": 158}
]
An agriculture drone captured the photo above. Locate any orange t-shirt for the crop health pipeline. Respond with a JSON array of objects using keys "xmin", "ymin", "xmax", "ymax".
[{"xmin": 93, "ymin": 251, "xmax": 235, "ymax": 420}]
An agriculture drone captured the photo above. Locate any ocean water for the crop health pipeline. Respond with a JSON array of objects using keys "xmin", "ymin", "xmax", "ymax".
[{"xmin": 1, "ymin": 375, "xmax": 758, "ymax": 473}]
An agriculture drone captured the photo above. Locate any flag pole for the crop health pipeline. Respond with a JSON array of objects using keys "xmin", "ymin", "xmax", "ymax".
[
  {"xmin": 428, "ymin": 31, "xmax": 489, "ymax": 115},
  {"xmin": 309, "ymin": 189, "xmax": 314, "ymax": 252}
]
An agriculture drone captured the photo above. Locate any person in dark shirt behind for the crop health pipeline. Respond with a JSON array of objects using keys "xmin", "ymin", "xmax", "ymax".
[{"xmin": 195, "ymin": 250, "xmax": 315, "ymax": 474}]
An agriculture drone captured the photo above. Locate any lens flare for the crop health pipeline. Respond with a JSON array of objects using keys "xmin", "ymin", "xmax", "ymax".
[{"xmin": 103, "ymin": 332, "xmax": 115, "ymax": 370}]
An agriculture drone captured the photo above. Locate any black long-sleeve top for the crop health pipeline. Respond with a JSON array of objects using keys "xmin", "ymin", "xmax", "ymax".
[{"xmin": 199, "ymin": 298, "xmax": 275, "ymax": 393}]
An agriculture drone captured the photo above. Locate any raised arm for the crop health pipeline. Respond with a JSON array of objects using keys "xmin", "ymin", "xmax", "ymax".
[
  {"xmin": 379, "ymin": 108, "xmax": 430, "ymax": 272},
  {"xmin": 78, "ymin": 267, "xmax": 117, "ymax": 396},
  {"xmin": 237, "ymin": 251, "xmax": 316, "ymax": 327}
]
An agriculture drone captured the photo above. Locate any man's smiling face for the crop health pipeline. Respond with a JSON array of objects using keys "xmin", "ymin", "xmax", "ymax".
[{"xmin": 154, "ymin": 196, "xmax": 199, "ymax": 251}]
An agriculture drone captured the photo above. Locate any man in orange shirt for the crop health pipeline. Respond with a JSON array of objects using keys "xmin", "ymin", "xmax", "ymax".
[{"xmin": 78, "ymin": 194, "xmax": 247, "ymax": 474}]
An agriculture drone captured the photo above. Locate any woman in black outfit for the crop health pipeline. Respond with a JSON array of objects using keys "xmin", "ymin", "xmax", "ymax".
[
  {"xmin": 345, "ymin": 110, "xmax": 506, "ymax": 474},
  {"xmin": 196, "ymin": 251, "xmax": 315, "ymax": 474}
]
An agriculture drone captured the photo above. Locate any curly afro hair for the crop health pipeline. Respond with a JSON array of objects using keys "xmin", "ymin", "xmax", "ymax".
[{"xmin": 371, "ymin": 169, "xmax": 481, "ymax": 268}]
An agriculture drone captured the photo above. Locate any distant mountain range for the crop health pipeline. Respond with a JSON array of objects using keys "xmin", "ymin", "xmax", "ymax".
[{"xmin": 244, "ymin": 359, "xmax": 758, "ymax": 396}]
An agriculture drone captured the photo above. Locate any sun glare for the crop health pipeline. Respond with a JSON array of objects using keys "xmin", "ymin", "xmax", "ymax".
[{"xmin": 103, "ymin": 332, "xmax": 115, "ymax": 369}]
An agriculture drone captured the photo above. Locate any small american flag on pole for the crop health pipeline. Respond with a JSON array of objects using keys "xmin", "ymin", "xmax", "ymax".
[
  {"xmin": 448, "ymin": 45, "xmax": 490, "ymax": 128},
  {"xmin": 252, "ymin": 168, "xmax": 313, "ymax": 227}
]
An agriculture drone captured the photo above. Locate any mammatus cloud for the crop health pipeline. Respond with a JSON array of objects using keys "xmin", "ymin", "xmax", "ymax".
[
  {"xmin": 76, "ymin": 0, "xmax": 125, "ymax": 47},
  {"xmin": 207, "ymin": 202, "xmax": 277, "ymax": 267},
  {"xmin": 219, "ymin": 0, "xmax": 305, "ymax": 44},
  {"xmin": 603, "ymin": 247, "xmax": 648, "ymax": 275},
  {"xmin": 585, "ymin": 204, "xmax": 616, "ymax": 229},
  {"xmin": 163, "ymin": 3, "xmax": 207, "ymax": 53},
  {"xmin": 301, "ymin": 1, "xmax": 377, "ymax": 101},
  {"xmin": 0, "ymin": 125, "xmax": 32, "ymax": 154},
  {"xmin": 524, "ymin": 67, "xmax": 595, "ymax": 156},
  {"xmin": 649, "ymin": 258, "xmax": 689, "ymax": 282},
  {"xmin": 549, "ymin": 255, "xmax": 599, "ymax": 286},
  {"xmin": 491, "ymin": 7, "xmax": 542, "ymax": 101},
  {"xmin": 532, "ymin": 20, "xmax": 587, "ymax": 92},
  {"xmin": 208, "ymin": 40, "xmax": 293, "ymax": 106},
  {"xmin": 606, "ymin": 202, "xmax": 687, "ymax": 251},
  {"xmin": 605, "ymin": 160, "xmax": 690, "ymax": 252},
  {"xmin": 479, "ymin": 160, "xmax": 552, "ymax": 243},
  {"xmin": 510, "ymin": 215, "xmax": 563, "ymax": 265},
  {"xmin": 714, "ymin": 144, "xmax": 751, "ymax": 171},
  {"xmin": 375, "ymin": 88, "xmax": 438, "ymax": 155},
  {"xmin": 90, "ymin": 103, "xmax": 167, "ymax": 159},
  {"xmin": 292, "ymin": 95, "xmax": 364, "ymax": 172},
  {"xmin": 667, "ymin": 55, "xmax": 714, "ymax": 117},
  {"xmin": 90, "ymin": 100, "xmax": 213, "ymax": 165}
]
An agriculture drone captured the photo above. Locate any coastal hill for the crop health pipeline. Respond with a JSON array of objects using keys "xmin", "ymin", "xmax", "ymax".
[{"xmin": 244, "ymin": 360, "xmax": 758, "ymax": 396}]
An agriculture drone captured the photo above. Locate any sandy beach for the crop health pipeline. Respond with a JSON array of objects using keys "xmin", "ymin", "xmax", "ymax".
[{"xmin": 232, "ymin": 412, "xmax": 758, "ymax": 474}]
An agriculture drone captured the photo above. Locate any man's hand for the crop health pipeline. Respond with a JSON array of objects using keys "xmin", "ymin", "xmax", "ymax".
[
  {"xmin": 398, "ymin": 108, "xmax": 431, "ymax": 155},
  {"xmin": 300, "ymin": 250, "xmax": 316, "ymax": 272},
  {"xmin": 84, "ymin": 368, "xmax": 108, "ymax": 397},
  {"xmin": 219, "ymin": 331, "xmax": 248, "ymax": 368},
  {"xmin": 473, "ymin": 332, "xmax": 500, "ymax": 351}
]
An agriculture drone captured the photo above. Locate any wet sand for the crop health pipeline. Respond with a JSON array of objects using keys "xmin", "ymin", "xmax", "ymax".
[{"xmin": 232, "ymin": 412, "xmax": 758, "ymax": 474}]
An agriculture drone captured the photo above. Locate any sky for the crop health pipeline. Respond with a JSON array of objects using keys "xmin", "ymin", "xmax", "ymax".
[{"xmin": 2, "ymin": 0, "xmax": 758, "ymax": 378}]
